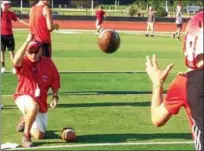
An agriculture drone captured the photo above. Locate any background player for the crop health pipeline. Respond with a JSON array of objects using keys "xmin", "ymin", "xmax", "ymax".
[
  {"xmin": 95, "ymin": 6, "xmax": 106, "ymax": 33},
  {"xmin": 171, "ymin": 1, "xmax": 183, "ymax": 41},
  {"xmin": 145, "ymin": 6, "xmax": 156, "ymax": 37},
  {"xmin": 29, "ymin": 0, "xmax": 59, "ymax": 58},
  {"xmin": 1, "ymin": 0, "xmax": 29, "ymax": 74}
]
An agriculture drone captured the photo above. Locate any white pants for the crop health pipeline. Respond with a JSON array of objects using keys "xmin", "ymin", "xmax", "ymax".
[
  {"xmin": 15, "ymin": 95, "xmax": 47, "ymax": 132},
  {"xmin": 146, "ymin": 22, "xmax": 154, "ymax": 34}
]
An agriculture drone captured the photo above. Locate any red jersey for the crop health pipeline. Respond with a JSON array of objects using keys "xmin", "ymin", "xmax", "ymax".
[
  {"xmin": 164, "ymin": 75, "xmax": 193, "ymax": 126},
  {"xmin": 14, "ymin": 56, "xmax": 60, "ymax": 113},
  {"xmin": 95, "ymin": 10, "xmax": 105, "ymax": 22},
  {"xmin": 164, "ymin": 71, "xmax": 204, "ymax": 151},
  {"xmin": 29, "ymin": 4, "xmax": 51, "ymax": 43},
  {"xmin": 1, "ymin": 10, "xmax": 18, "ymax": 35}
]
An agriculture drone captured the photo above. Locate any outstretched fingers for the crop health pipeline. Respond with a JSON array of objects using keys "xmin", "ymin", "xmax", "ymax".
[
  {"xmin": 146, "ymin": 55, "xmax": 152, "ymax": 67},
  {"xmin": 152, "ymin": 54, "xmax": 159, "ymax": 69},
  {"xmin": 162, "ymin": 64, "xmax": 174, "ymax": 82}
]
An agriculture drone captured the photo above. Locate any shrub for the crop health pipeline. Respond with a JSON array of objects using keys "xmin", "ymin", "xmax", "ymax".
[
  {"xmin": 126, "ymin": 5, "xmax": 137, "ymax": 17},
  {"xmin": 156, "ymin": 7, "xmax": 168, "ymax": 17}
]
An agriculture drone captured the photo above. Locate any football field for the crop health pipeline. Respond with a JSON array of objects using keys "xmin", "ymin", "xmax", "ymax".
[{"xmin": 1, "ymin": 29, "xmax": 194, "ymax": 150}]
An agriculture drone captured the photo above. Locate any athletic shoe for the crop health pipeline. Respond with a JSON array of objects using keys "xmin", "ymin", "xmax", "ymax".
[
  {"xmin": 151, "ymin": 35, "xmax": 154, "ymax": 37},
  {"xmin": 145, "ymin": 34, "xmax": 149, "ymax": 37},
  {"xmin": 16, "ymin": 116, "xmax": 25, "ymax": 132},
  {"xmin": 0, "ymin": 104, "xmax": 3, "ymax": 109},
  {"xmin": 171, "ymin": 34, "xmax": 175, "ymax": 39},
  {"xmin": 1, "ymin": 67, "xmax": 6, "ymax": 73},
  {"xmin": 22, "ymin": 133, "xmax": 33, "ymax": 148}
]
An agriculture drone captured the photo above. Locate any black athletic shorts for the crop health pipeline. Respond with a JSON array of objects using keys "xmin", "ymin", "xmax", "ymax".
[
  {"xmin": 41, "ymin": 43, "xmax": 52, "ymax": 58},
  {"xmin": 1, "ymin": 35, "xmax": 15, "ymax": 51},
  {"xmin": 176, "ymin": 24, "xmax": 182, "ymax": 28}
]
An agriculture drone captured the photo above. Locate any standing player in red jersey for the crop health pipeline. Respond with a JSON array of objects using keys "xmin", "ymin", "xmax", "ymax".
[
  {"xmin": 13, "ymin": 33, "xmax": 60, "ymax": 148},
  {"xmin": 95, "ymin": 6, "xmax": 106, "ymax": 33},
  {"xmin": 1, "ymin": 1, "xmax": 29, "ymax": 74},
  {"xmin": 29, "ymin": 0, "xmax": 59, "ymax": 58},
  {"xmin": 145, "ymin": 11, "xmax": 203, "ymax": 151}
]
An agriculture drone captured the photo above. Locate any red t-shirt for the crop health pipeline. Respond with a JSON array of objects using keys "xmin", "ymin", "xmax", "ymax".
[
  {"xmin": 29, "ymin": 5, "xmax": 51, "ymax": 43},
  {"xmin": 14, "ymin": 56, "xmax": 60, "ymax": 113},
  {"xmin": 1, "ymin": 10, "xmax": 18, "ymax": 35},
  {"xmin": 164, "ymin": 75, "xmax": 193, "ymax": 126},
  {"xmin": 95, "ymin": 10, "xmax": 105, "ymax": 22}
]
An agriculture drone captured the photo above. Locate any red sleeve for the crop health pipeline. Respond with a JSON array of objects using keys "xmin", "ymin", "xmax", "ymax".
[
  {"xmin": 50, "ymin": 61, "xmax": 60, "ymax": 89},
  {"xmin": 164, "ymin": 75, "xmax": 187, "ymax": 115},
  {"xmin": 11, "ymin": 12, "xmax": 18, "ymax": 22},
  {"xmin": 14, "ymin": 59, "xmax": 27, "ymax": 74}
]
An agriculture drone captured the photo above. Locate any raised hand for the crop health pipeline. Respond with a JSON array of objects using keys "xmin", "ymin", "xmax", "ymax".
[{"xmin": 145, "ymin": 54, "xmax": 174, "ymax": 86}]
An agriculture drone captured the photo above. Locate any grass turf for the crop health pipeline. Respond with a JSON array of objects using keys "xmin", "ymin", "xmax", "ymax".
[{"xmin": 1, "ymin": 30, "xmax": 194, "ymax": 150}]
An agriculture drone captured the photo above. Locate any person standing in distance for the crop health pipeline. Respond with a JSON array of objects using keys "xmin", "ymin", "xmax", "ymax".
[
  {"xmin": 95, "ymin": 6, "xmax": 106, "ymax": 33},
  {"xmin": 172, "ymin": 1, "xmax": 183, "ymax": 41},
  {"xmin": 146, "ymin": 11, "xmax": 203, "ymax": 151},
  {"xmin": 145, "ymin": 6, "xmax": 156, "ymax": 37},
  {"xmin": 1, "ymin": 0, "xmax": 29, "ymax": 74},
  {"xmin": 29, "ymin": 0, "xmax": 59, "ymax": 58},
  {"xmin": 13, "ymin": 33, "xmax": 60, "ymax": 148}
]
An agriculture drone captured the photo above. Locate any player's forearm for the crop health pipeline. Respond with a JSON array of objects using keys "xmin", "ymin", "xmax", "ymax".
[
  {"xmin": 151, "ymin": 85, "xmax": 171, "ymax": 127},
  {"xmin": 176, "ymin": 12, "xmax": 180, "ymax": 17},
  {"xmin": 151, "ymin": 85, "xmax": 164, "ymax": 122},
  {"xmin": 13, "ymin": 41, "xmax": 29, "ymax": 67},
  {"xmin": 151, "ymin": 85, "xmax": 163, "ymax": 110},
  {"xmin": 46, "ymin": 19, "xmax": 53, "ymax": 31},
  {"xmin": 18, "ymin": 19, "xmax": 30, "ymax": 27},
  {"xmin": 51, "ymin": 89, "xmax": 59, "ymax": 102},
  {"xmin": 52, "ymin": 88, "xmax": 59, "ymax": 97}
]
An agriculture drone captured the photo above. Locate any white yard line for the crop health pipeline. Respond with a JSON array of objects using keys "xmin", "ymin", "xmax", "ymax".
[
  {"xmin": 7, "ymin": 141, "xmax": 193, "ymax": 150},
  {"xmin": 14, "ymin": 28, "xmax": 182, "ymax": 35}
]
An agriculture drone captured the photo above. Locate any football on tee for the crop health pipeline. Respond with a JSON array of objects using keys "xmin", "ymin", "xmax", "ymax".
[
  {"xmin": 98, "ymin": 29, "xmax": 120, "ymax": 53},
  {"xmin": 61, "ymin": 127, "xmax": 76, "ymax": 142}
]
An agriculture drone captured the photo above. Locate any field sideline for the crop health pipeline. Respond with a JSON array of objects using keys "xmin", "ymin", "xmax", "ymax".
[{"xmin": 9, "ymin": 141, "xmax": 193, "ymax": 150}]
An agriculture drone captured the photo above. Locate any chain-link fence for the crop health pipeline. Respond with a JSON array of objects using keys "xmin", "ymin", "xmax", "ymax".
[{"xmin": 8, "ymin": 0, "xmax": 203, "ymax": 17}]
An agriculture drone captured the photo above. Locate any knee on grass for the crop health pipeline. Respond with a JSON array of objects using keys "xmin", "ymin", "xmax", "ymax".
[{"xmin": 31, "ymin": 128, "xmax": 45, "ymax": 140}]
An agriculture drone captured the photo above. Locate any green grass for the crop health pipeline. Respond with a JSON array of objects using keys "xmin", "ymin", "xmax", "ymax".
[{"xmin": 1, "ymin": 30, "xmax": 194, "ymax": 150}]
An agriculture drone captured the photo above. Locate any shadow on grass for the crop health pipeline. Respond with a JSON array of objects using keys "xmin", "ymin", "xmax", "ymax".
[
  {"xmin": 1, "ymin": 105, "xmax": 17, "ymax": 110},
  {"xmin": 45, "ymin": 130, "xmax": 61, "ymax": 139},
  {"xmin": 58, "ymin": 91, "xmax": 158, "ymax": 95},
  {"xmin": 57, "ymin": 101, "xmax": 151, "ymax": 108},
  {"xmin": 34, "ymin": 132, "xmax": 191, "ymax": 146},
  {"xmin": 1, "ymin": 102, "xmax": 150, "ymax": 110},
  {"xmin": 76, "ymin": 133, "xmax": 192, "ymax": 143}
]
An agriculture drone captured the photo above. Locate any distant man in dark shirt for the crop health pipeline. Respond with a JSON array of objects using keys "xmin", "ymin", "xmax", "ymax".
[{"xmin": 145, "ymin": 7, "xmax": 155, "ymax": 37}]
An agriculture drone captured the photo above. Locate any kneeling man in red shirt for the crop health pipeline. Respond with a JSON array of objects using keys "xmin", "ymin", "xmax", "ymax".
[{"xmin": 13, "ymin": 33, "xmax": 60, "ymax": 148}]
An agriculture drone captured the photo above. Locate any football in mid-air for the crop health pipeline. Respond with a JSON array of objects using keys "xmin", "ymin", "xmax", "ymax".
[
  {"xmin": 98, "ymin": 29, "xmax": 120, "ymax": 53},
  {"xmin": 61, "ymin": 127, "xmax": 76, "ymax": 142}
]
